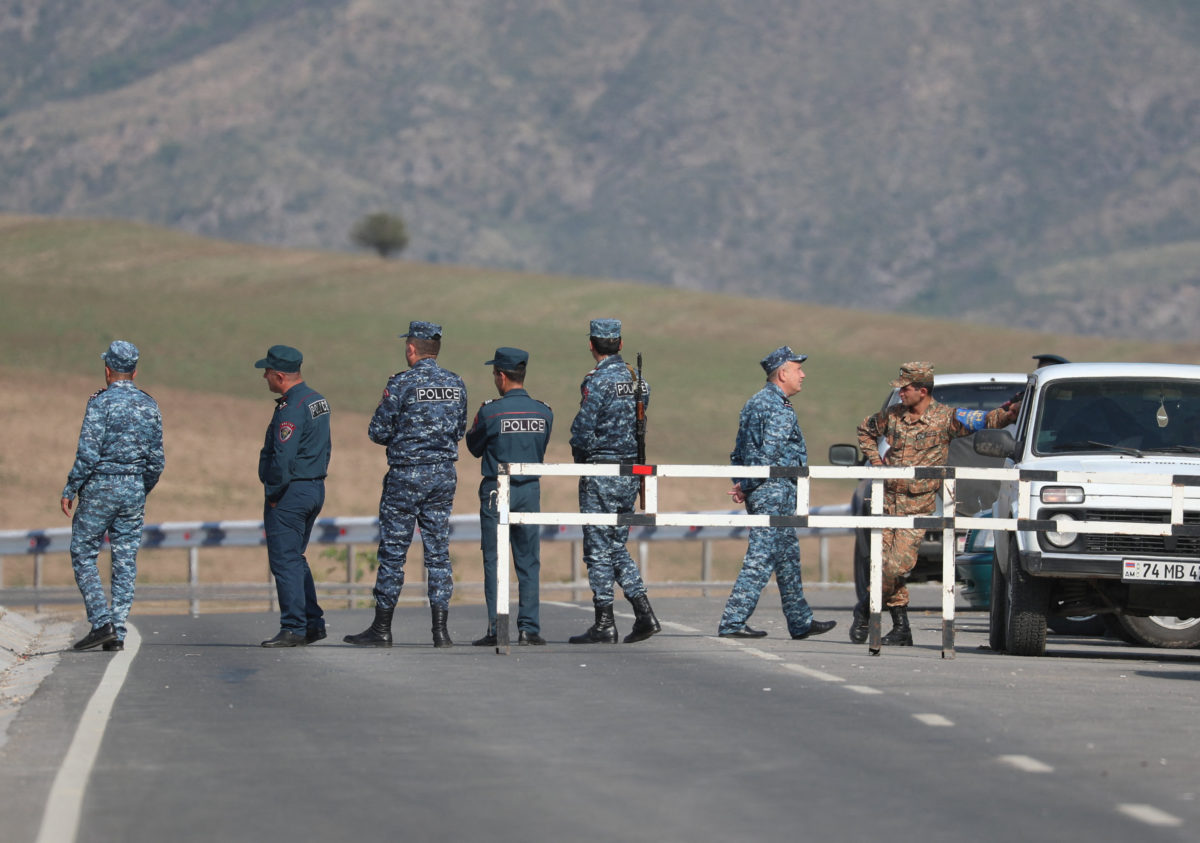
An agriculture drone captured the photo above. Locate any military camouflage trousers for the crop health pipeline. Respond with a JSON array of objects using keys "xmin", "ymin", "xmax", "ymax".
[
  {"xmin": 70, "ymin": 475, "xmax": 146, "ymax": 639},
  {"xmin": 718, "ymin": 479, "xmax": 813, "ymax": 636},
  {"xmin": 881, "ymin": 488, "xmax": 931, "ymax": 608},
  {"xmin": 374, "ymin": 462, "xmax": 457, "ymax": 611},
  {"xmin": 578, "ymin": 474, "xmax": 647, "ymax": 607}
]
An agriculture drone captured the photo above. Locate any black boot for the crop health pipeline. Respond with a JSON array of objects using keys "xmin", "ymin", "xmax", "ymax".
[
  {"xmin": 569, "ymin": 604, "xmax": 618, "ymax": 644},
  {"xmin": 624, "ymin": 594, "xmax": 661, "ymax": 643},
  {"xmin": 849, "ymin": 600, "xmax": 869, "ymax": 645},
  {"xmin": 881, "ymin": 605, "xmax": 913, "ymax": 646},
  {"xmin": 431, "ymin": 606, "xmax": 453, "ymax": 648},
  {"xmin": 343, "ymin": 605, "xmax": 394, "ymax": 647}
]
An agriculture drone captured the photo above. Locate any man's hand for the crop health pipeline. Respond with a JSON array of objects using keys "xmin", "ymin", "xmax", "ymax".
[
  {"xmin": 61, "ymin": 497, "xmax": 73, "ymax": 517},
  {"xmin": 729, "ymin": 483, "xmax": 746, "ymax": 505}
]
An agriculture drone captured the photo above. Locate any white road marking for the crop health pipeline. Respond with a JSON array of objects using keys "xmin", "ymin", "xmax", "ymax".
[
  {"xmin": 660, "ymin": 621, "xmax": 699, "ymax": 633},
  {"xmin": 37, "ymin": 624, "xmax": 141, "ymax": 843},
  {"xmin": 997, "ymin": 754, "xmax": 1054, "ymax": 773},
  {"xmin": 744, "ymin": 648, "xmax": 783, "ymax": 661},
  {"xmin": 913, "ymin": 713, "xmax": 954, "ymax": 727},
  {"xmin": 1116, "ymin": 803, "xmax": 1182, "ymax": 827},
  {"xmin": 780, "ymin": 663, "xmax": 845, "ymax": 683},
  {"xmin": 845, "ymin": 685, "xmax": 884, "ymax": 695},
  {"xmin": 544, "ymin": 600, "xmax": 591, "ymax": 611}
]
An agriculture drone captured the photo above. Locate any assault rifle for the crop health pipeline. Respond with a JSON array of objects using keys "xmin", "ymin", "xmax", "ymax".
[{"xmin": 635, "ymin": 352, "xmax": 647, "ymax": 509}]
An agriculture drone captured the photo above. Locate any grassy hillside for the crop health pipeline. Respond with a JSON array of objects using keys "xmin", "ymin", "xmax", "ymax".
[
  {"xmin": 4, "ymin": 216, "xmax": 1199, "ymax": 594},
  {"xmin": 5, "ymin": 215, "xmax": 1198, "ymax": 471}
]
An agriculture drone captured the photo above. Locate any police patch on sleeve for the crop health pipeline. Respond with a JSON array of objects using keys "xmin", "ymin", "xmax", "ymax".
[
  {"xmin": 278, "ymin": 421, "xmax": 296, "ymax": 443},
  {"xmin": 308, "ymin": 398, "xmax": 331, "ymax": 419}
]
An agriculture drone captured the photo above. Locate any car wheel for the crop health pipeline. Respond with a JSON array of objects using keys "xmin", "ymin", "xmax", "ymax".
[
  {"xmin": 1047, "ymin": 614, "xmax": 1107, "ymax": 636},
  {"xmin": 988, "ymin": 547, "xmax": 1008, "ymax": 652},
  {"xmin": 1004, "ymin": 542, "xmax": 1050, "ymax": 656},
  {"xmin": 1117, "ymin": 615, "xmax": 1200, "ymax": 649}
]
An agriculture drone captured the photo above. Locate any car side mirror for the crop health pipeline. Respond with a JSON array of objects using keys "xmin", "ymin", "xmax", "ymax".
[
  {"xmin": 973, "ymin": 428, "xmax": 1017, "ymax": 460},
  {"xmin": 828, "ymin": 443, "xmax": 863, "ymax": 466}
]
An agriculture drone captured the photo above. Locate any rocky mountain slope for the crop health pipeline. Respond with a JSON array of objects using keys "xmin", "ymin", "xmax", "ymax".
[{"xmin": 2, "ymin": 0, "xmax": 1199, "ymax": 338}]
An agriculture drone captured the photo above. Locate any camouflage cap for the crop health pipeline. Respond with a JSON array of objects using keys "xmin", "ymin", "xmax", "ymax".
[
  {"xmin": 485, "ymin": 347, "xmax": 529, "ymax": 371},
  {"xmin": 399, "ymin": 320, "xmax": 443, "ymax": 340},
  {"xmin": 589, "ymin": 318, "xmax": 621, "ymax": 339},
  {"xmin": 890, "ymin": 361, "xmax": 934, "ymax": 388},
  {"xmin": 101, "ymin": 340, "xmax": 139, "ymax": 373},
  {"xmin": 254, "ymin": 344, "xmax": 303, "ymax": 373},
  {"xmin": 760, "ymin": 346, "xmax": 808, "ymax": 375}
]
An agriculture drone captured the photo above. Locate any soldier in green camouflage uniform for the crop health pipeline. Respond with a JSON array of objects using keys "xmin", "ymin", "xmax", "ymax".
[{"xmin": 855, "ymin": 362, "xmax": 1018, "ymax": 645}]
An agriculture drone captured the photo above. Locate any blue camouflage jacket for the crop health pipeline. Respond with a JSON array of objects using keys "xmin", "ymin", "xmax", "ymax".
[
  {"xmin": 258, "ymin": 381, "xmax": 332, "ymax": 503},
  {"xmin": 568, "ymin": 354, "xmax": 650, "ymax": 463},
  {"xmin": 466, "ymin": 388, "xmax": 553, "ymax": 481},
  {"xmin": 730, "ymin": 382, "xmax": 807, "ymax": 495},
  {"xmin": 62, "ymin": 380, "xmax": 165, "ymax": 500},
  {"xmin": 369, "ymin": 358, "xmax": 468, "ymax": 465}
]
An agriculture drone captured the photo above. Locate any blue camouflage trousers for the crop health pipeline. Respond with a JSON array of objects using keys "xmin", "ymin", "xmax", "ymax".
[
  {"xmin": 718, "ymin": 479, "xmax": 814, "ymax": 636},
  {"xmin": 264, "ymin": 480, "xmax": 325, "ymax": 634},
  {"xmin": 70, "ymin": 475, "xmax": 145, "ymax": 640},
  {"xmin": 579, "ymin": 474, "xmax": 647, "ymax": 607},
  {"xmin": 374, "ymin": 462, "xmax": 457, "ymax": 611},
  {"xmin": 480, "ymin": 478, "xmax": 541, "ymax": 634}
]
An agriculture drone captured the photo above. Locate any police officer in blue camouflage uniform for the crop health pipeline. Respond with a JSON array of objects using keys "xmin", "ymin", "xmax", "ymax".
[
  {"xmin": 465, "ymin": 347, "xmax": 553, "ymax": 646},
  {"xmin": 61, "ymin": 341, "xmax": 164, "ymax": 652},
  {"xmin": 255, "ymin": 345, "xmax": 332, "ymax": 648},
  {"xmin": 346, "ymin": 321, "xmax": 468, "ymax": 648},
  {"xmin": 567, "ymin": 318, "xmax": 661, "ymax": 644},
  {"xmin": 718, "ymin": 346, "xmax": 836, "ymax": 640}
]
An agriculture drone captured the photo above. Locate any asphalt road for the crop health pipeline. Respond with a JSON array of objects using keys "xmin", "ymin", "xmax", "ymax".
[{"xmin": 2, "ymin": 588, "xmax": 1198, "ymax": 843}]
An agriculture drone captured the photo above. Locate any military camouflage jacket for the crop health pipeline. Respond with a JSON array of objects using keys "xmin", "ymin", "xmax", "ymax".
[
  {"xmin": 62, "ymin": 380, "xmax": 165, "ymax": 500},
  {"xmin": 730, "ymin": 382, "xmax": 807, "ymax": 495},
  {"xmin": 568, "ymin": 354, "xmax": 649, "ymax": 463},
  {"xmin": 857, "ymin": 400, "xmax": 1013, "ymax": 496},
  {"xmin": 369, "ymin": 358, "xmax": 468, "ymax": 465}
]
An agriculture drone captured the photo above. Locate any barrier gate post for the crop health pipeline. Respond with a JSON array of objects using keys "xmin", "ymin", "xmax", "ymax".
[
  {"xmin": 940, "ymin": 476, "xmax": 956, "ymax": 659},
  {"xmin": 495, "ymin": 474, "xmax": 512, "ymax": 655},
  {"xmin": 868, "ymin": 479, "xmax": 884, "ymax": 655}
]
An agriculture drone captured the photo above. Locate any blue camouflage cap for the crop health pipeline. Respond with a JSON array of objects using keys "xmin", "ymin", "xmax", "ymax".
[
  {"xmin": 760, "ymin": 345, "xmax": 808, "ymax": 375},
  {"xmin": 101, "ymin": 340, "xmax": 139, "ymax": 373},
  {"xmin": 589, "ymin": 318, "xmax": 621, "ymax": 339},
  {"xmin": 254, "ymin": 344, "xmax": 303, "ymax": 373},
  {"xmin": 400, "ymin": 320, "xmax": 443, "ymax": 340},
  {"xmin": 485, "ymin": 347, "xmax": 529, "ymax": 372}
]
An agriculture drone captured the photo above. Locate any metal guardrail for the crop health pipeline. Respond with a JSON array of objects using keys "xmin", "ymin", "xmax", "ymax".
[{"xmin": 0, "ymin": 507, "xmax": 853, "ymax": 613}]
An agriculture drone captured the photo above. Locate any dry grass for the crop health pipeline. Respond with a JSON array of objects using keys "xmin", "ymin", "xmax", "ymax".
[{"xmin": 4, "ymin": 215, "xmax": 1197, "ymax": 605}]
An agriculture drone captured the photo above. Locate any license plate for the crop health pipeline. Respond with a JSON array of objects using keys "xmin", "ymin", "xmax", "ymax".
[{"xmin": 1122, "ymin": 559, "xmax": 1200, "ymax": 583}]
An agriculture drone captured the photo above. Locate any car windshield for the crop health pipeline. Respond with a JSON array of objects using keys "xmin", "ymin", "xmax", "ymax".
[
  {"xmin": 1033, "ymin": 378, "xmax": 1200, "ymax": 455},
  {"xmin": 932, "ymin": 382, "xmax": 1021, "ymax": 411}
]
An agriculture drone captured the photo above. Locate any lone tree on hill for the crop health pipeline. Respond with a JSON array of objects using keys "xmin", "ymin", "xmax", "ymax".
[{"xmin": 351, "ymin": 212, "xmax": 409, "ymax": 258}]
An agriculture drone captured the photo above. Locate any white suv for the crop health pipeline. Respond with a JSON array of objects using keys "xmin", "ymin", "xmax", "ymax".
[{"xmin": 975, "ymin": 362, "xmax": 1200, "ymax": 656}]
